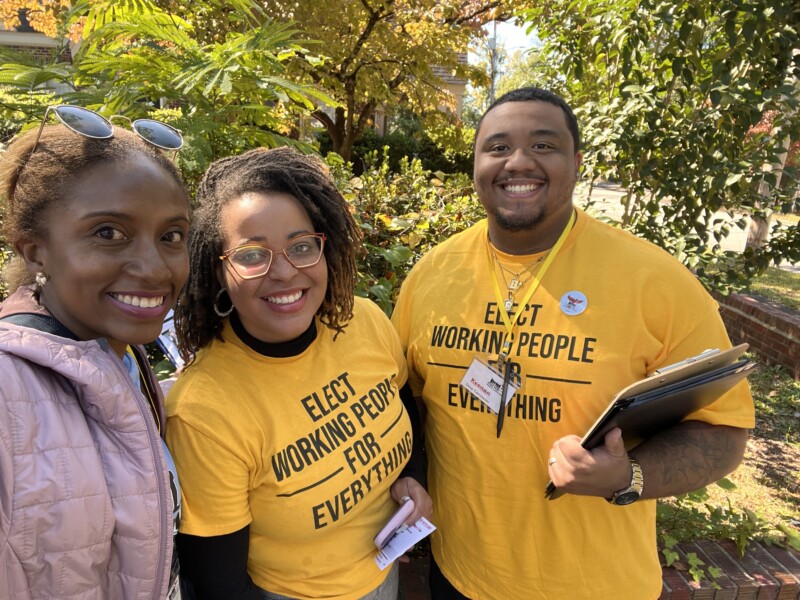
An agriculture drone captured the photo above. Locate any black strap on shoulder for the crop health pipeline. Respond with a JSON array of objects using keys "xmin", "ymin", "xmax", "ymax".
[{"xmin": 0, "ymin": 313, "xmax": 79, "ymax": 340}]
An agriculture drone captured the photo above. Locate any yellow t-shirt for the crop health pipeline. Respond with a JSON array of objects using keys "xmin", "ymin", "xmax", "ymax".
[
  {"xmin": 391, "ymin": 209, "xmax": 754, "ymax": 600},
  {"xmin": 166, "ymin": 297, "xmax": 410, "ymax": 599}
]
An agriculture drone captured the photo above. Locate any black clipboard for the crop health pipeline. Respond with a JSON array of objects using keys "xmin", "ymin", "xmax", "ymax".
[{"xmin": 545, "ymin": 344, "xmax": 756, "ymax": 500}]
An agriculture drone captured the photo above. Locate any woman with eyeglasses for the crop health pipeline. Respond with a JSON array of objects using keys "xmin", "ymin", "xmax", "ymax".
[
  {"xmin": 166, "ymin": 146, "xmax": 432, "ymax": 600},
  {"xmin": 0, "ymin": 110, "xmax": 189, "ymax": 599}
]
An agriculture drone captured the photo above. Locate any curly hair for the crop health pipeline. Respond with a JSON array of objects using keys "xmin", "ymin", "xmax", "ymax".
[
  {"xmin": 0, "ymin": 124, "xmax": 186, "ymax": 293},
  {"xmin": 175, "ymin": 146, "xmax": 362, "ymax": 360}
]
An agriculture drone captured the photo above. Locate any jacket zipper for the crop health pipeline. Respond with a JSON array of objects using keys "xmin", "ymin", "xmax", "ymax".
[{"xmin": 115, "ymin": 352, "xmax": 171, "ymax": 599}]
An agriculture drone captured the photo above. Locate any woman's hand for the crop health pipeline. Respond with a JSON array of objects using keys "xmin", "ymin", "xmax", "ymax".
[{"xmin": 390, "ymin": 477, "xmax": 433, "ymax": 525}]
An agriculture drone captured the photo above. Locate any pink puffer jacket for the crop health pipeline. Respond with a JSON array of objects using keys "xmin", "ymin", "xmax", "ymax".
[{"xmin": 0, "ymin": 291, "xmax": 173, "ymax": 599}]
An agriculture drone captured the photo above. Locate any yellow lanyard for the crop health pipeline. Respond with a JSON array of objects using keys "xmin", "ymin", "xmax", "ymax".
[{"xmin": 486, "ymin": 210, "xmax": 576, "ymax": 362}]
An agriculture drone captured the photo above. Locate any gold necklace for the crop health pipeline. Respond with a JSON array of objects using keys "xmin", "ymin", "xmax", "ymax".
[{"xmin": 488, "ymin": 244, "xmax": 548, "ymax": 312}]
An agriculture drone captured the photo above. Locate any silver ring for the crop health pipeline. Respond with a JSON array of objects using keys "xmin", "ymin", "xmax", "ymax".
[{"xmin": 548, "ymin": 457, "xmax": 557, "ymax": 466}]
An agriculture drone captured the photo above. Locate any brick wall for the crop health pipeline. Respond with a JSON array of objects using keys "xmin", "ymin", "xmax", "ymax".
[{"xmin": 717, "ymin": 292, "xmax": 800, "ymax": 380}]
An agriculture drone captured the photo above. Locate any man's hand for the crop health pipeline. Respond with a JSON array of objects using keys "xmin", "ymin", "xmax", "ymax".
[
  {"xmin": 547, "ymin": 427, "xmax": 631, "ymax": 498},
  {"xmin": 547, "ymin": 422, "xmax": 749, "ymax": 500}
]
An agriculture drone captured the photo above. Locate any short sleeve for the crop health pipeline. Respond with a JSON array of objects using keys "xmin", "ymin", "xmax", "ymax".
[{"xmin": 166, "ymin": 385, "xmax": 254, "ymax": 537}]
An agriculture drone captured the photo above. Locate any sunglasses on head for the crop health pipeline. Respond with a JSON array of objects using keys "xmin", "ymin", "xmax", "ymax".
[{"xmin": 30, "ymin": 105, "xmax": 184, "ymax": 156}]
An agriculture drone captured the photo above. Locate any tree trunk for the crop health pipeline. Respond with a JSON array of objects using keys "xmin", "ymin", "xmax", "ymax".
[
  {"xmin": 746, "ymin": 65, "xmax": 798, "ymax": 250},
  {"xmin": 746, "ymin": 209, "xmax": 771, "ymax": 250},
  {"xmin": 746, "ymin": 134, "xmax": 792, "ymax": 250}
]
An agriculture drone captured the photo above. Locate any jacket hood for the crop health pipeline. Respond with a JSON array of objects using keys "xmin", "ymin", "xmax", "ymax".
[{"xmin": 0, "ymin": 285, "xmax": 48, "ymax": 319}]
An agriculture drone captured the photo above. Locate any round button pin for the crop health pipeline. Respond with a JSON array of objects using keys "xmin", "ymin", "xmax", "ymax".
[{"xmin": 560, "ymin": 290, "xmax": 588, "ymax": 315}]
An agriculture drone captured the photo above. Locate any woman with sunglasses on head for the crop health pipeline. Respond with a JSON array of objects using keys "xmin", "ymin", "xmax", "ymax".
[
  {"xmin": 166, "ymin": 146, "xmax": 432, "ymax": 600},
  {"xmin": 0, "ymin": 109, "xmax": 189, "ymax": 599}
]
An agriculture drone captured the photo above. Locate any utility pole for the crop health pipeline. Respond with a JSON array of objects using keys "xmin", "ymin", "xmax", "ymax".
[{"xmin": 488, "ymin": 20, "xmax": 498, "ymax": 105}]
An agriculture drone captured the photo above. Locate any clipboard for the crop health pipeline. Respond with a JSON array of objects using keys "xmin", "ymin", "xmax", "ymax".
[{"xmin": 544, "ymin": 344, "xmax": 756, "ymax": 500}]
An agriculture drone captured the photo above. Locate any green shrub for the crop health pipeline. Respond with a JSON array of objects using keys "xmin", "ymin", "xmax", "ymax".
[
  {"xmin": 325, "ymin": 149, "xmax": 483, "ymax": 315},
  {"xmin": 319, "ymin": 127, "xmax": 473, "ymax": 176}
]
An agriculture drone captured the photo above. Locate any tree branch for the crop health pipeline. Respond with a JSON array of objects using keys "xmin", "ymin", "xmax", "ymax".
[
  {"xmin": 312, "ymin": 108, "xmax": 335, "ymax": 130},
  {"xmin": 355, "ymin": 99, "xmax": 377, "ymax": 131},
  {"xmin": 444, "ymin": 1, "xmax": 510, "ymax": 26},
  {"xmin": 338, "ymin": 0, "xmax": 396, "ymax": 77}
]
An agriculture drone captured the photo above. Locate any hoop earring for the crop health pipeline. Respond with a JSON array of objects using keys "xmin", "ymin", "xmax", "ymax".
[
  {"xmin": 35, "ymin": 272, "xmax": 49, "ymax": 289},
  {"xmin": 213, "ymin": 288, "xmax": 234, "ymax": 317}
]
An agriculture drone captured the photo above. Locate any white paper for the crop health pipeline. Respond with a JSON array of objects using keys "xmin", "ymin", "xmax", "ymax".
[
  {"xmin": 374, "ymin": 517, "xmax": 436, "ymax": 570},
  {"xmin": 460, "ymin": 358, "xmax": 519, "ymax": 414}
]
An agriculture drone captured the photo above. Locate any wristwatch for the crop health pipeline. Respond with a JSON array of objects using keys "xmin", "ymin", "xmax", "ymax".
[{"xmin": 608, "ymin": 456, "xmax": 644, "ymax": 505}]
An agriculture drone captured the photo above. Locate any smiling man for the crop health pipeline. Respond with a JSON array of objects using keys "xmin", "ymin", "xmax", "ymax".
[{"xmin": 391, "ymin": 88, "xmax": 754, "ymax": 600}]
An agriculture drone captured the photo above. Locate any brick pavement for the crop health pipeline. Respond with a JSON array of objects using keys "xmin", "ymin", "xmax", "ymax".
[{"xmin": 397, "ymin": 541, "xmax": 800, "ymax": 600}]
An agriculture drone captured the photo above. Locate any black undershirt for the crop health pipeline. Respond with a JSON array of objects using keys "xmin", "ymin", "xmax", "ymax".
[{"xmin": 230, "ymin": 310, "xmax": 317, "ymax": 358}]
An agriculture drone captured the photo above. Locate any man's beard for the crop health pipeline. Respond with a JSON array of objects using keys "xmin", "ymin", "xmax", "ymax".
[{"xmin": 488, "ymin": 206, "xmax": 546, "ymax": 233}]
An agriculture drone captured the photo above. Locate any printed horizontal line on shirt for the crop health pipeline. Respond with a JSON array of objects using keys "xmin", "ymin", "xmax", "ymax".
[
  {"xmin": 380, "ymin": 405, "xmax": 404, "ymax": 439},
  {"xmin": 427, "ymin": 362, "xmax": 468, "ymax": 370},
  {"xmin": 525, "ymin": 373, "xmax": 592, "ymax": 385},
  {"xmin": 277, "ymin": 467, "xmax": 344, "ymax": 497},
  {"xmin": 426, "ymin": 361, "xmax": 592, "ymax": 385}
]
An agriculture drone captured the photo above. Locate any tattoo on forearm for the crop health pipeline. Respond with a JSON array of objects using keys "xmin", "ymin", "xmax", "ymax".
[{"xmin": 641, "ymin": 424, "xmax": 742, "ymax": 495}]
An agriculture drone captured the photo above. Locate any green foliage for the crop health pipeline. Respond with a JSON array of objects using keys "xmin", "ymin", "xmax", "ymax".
[
  {"xmin": 146, "ymin": 342, "xmax": 176, "ymax": 381},
  {"xmin": 661, "ymin": 534, "xmax": 723, "ymax": 587},
  {"xmin": 520, "ymin": 0, "xmax": 800, "ymax": 294},
  {"xmin": 320, "ymin": 114, "xmax": 473, "ymax": 176},
  {"xmin": 747, "ymin": 265, "xmax": 800, "ymax": 310},
  {"xmin": 0, "ymin": 57, "xmax": 59, "ymax": 144},
  {"xmin": 777, "ymin": 523, "xmax": 800, "ymax": 552},
  {"xmin": 325, "ymin": 149, "xmax": 483, "ymax": 315},
  {"xmin": 662, "ymin": 537, "xmax": 720, "ymax": 587},
  {"xmin": 658, "ymin": 482, "xmax": 777, "ymax": 554},
  {"xmin": 495, "ymin": 48, "xmax": 547, "ymax": 100},
  {"xmin": 254, "ymin": 0, "xmax": 512, "ymax": 160},
  {"xmin": 0, "ymin": 0, "xmax": 330, "ymax": 190},
  {"xmin": 660, "ymin": 535, "xmax": 680, "ymax": 566},
  {"xmin": 417, "ymin": 117, "xmax": 475, "ymax": 174}
]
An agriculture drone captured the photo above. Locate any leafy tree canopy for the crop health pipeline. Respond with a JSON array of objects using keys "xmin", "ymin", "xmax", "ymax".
[
  {"xmin": 148, "ymin": 0, "xmax": 525, "ymax": 159},
  {"xmin": 0, "ymin": 0, "xmax": 330, "ymax": 187},
  {"xmin": 519, "ymin": 0, "xmax": 800, "ymax": 290},
  {"xmin": 3, "ymin": 0, "xmax": 528, "ymax": 162}
]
